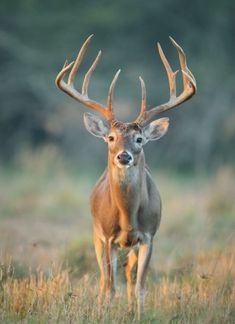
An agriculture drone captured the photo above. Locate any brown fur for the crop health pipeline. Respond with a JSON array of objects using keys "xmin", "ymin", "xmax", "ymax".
[{"xmin": 91, "ymin": 121, "xmax": 161, "ymax": 318}]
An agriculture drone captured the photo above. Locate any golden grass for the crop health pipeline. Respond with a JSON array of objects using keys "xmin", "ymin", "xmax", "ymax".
[{"xmin": 0, "ymin": 246, "xmax": 234, "ymax": 323}]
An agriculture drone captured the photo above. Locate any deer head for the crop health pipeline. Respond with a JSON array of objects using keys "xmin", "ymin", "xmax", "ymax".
[
  {"xmin": 55, "ymin": 35, "xmax": 196, "ymax": 168},
  {"xmin": 83, "ymin": 115, "xmax": 169, "ymax": 169}
]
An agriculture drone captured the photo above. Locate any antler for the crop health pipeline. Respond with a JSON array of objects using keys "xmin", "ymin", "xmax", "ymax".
[
  {"xmin": 135, "ymin": 37, "xmax": 197, "ymax": 125},
  {"xmin": 55, "ymin": 35, "xmax": 121, "ymax": 121}
]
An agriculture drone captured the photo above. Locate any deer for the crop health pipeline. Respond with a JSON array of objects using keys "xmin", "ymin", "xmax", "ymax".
[{"xmin": 55, "ymin": 34, "xmax": 196, "ymax": 319}]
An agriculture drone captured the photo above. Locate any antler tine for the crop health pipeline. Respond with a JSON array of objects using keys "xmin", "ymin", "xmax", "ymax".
[
  {"xmin": 82, "ymin": 50, "xmax": 102, "ymax": 96},
  {"xmin": 135, "ymin": 76, "xmax": 146, "ymax": 123},
  {"xmin": 136, "ymin": 37, "xmax": 196, "ymax": 125},
  {"xmin": 170, "ymin": 37, "xmax": 197, "ymax": 94},
  {"xmin": 107, "ymin": 69, "xmax": 121, "ymax": 119},
  {"xmin": 68, "ymin": 34, "xmax": 93, "ymax": 86},
  {"xmin": 157, "ymin": 42, "xmax": 178, "ymax": 99},
  {"xmin": 169, "ymin": 36, "xmax": 197, "ymax": 92},
  {"xmin": 55, "ymin": 35, "xmax": 117, "ymax": 121}
]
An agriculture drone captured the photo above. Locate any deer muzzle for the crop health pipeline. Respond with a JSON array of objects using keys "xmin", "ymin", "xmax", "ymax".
[{"xmin": 116, "ymin": 151, "xmax": 133, "ymax": 166}]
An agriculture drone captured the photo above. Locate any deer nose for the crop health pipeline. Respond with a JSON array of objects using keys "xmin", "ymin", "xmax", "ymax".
[{"xmin": 117, "ymin": 151, "xmax": 132, "ymax": 165}]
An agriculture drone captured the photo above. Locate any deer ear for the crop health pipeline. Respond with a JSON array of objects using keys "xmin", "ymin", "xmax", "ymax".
[
  {"xmin": 83, "ymin": 112, "xmax": 110, "ymax": 138},
  {"xmin": 143, "ymin": 117, "xmax": 169, "ymax": 142}
]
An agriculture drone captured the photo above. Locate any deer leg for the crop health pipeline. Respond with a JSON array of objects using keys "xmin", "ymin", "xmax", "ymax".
[
  {"xmin": 110, "ymin": 243, "xmax": 118, "ymax": 299},
  {"xmin": 135, "ymin": 238, "xmax": 152, "ymax": 320},
  {"xmin": 105, "ymin": 240, "xmax": 117, "ymax": 301},
  {"xmin": 93, "ymin": 233, "xmax": 105, "ymax": 306},
  {"xmin": 124, "ymin": 249, "xmax": 137, "ymax": 312}
]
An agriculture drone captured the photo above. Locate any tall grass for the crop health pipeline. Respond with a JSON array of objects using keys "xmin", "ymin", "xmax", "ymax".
[{"xmin": 0, "ymin": 247, "xmax": 234, "ymax": 323}]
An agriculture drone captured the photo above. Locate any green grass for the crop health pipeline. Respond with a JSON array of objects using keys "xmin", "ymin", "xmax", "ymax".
[{"xmin": 0, "ymin": 150, "xmax": 234, "ymax": 322}]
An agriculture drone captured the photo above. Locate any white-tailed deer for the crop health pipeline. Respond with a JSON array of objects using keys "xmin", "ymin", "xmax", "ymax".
[{"xmin": 55, "ymin": 35, "xmax": 196, "ymax": 319}]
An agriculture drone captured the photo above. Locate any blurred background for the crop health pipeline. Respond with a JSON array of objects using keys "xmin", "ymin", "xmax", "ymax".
[
  {"xmin": 0, "ymin": 0, "xmax": 234, "ymax": 305},
  {"xmin": 1, "ymin": 0, "xmax": 235, "ymax": 171}
]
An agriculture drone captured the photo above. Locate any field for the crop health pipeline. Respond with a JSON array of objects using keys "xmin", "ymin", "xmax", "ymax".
[{"xmin": 0, "ymin": 150, "xmax": 234, "ymax": 323}]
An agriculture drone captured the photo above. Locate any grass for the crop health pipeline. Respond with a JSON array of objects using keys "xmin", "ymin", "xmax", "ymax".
[
  {"xmin": 0, "ymin": 149, "xmax": 234, "ymax": 322},
  {"xmin": 0, "ymin": 248, "xmax": 234, "ymax": 323}
]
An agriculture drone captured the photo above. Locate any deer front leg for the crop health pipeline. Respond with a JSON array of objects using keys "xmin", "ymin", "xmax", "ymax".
[
  {"xmin": 105, "ymin": 240, "xmax": 117, "ymax": 301},
  {"xmin": 93, "ymin": 233, "xmax": 105, "ymax": 306},
  {"xmin": 135, "ymin": 236, "xmax": 152, "ymax": 320},
  {"xmin": 124, "ymin": 249, "xmax": 137, "ymax": 312}
]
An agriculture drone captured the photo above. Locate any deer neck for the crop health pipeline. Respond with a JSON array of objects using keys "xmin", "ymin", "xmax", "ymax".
[{"xmin": 108, "ymin": 151, "xmax": 146, "ymax": 231}]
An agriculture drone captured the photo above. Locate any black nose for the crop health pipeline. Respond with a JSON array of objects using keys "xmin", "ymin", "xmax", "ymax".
[{"xmin": 117, "ymin": 151, "xmax": 132, "ymax": 165}]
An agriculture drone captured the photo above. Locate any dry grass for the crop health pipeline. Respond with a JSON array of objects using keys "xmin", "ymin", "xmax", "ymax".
[
  {"xmin": 0, "ymin": 247, "xmax": 234, "ymax": 323},
  {"xmin": 0, "ymin": 150, "xmax": 234, "ymax": 322}
]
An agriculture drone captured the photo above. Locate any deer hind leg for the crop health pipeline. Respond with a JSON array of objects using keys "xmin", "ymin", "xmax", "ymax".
[
  {"xmin": 93, "ymin": 233, "xmax": 106, "ymax": 306},
  {"xmin": 135, "ymin": 238, "xmax": 152, "ymax": 320},
  {"xmin": 124, "ymin": 249, "xmax": 137, "ymax": 312}
]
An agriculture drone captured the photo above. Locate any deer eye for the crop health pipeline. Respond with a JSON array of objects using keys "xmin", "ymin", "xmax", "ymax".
[
  {"xmin": 108, "ymin": 135, "xmax": 115, "ymax": 142},
  {"xmin": 136, "ymin": 137, "xmax": 142, "ymax": 143}
]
